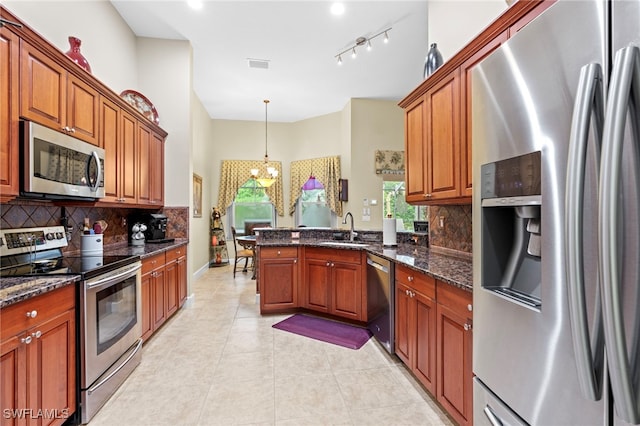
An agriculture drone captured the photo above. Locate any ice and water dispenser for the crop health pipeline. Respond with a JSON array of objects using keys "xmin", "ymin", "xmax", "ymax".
[{"xmin": 481, "ymin": 151, "xmax": 542, "ymax": 309}]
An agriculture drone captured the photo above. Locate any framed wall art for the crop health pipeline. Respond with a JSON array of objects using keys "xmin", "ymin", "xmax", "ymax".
[{"xmin": 193, "ymin": 173, "xmax": 203, "ymax": 218}]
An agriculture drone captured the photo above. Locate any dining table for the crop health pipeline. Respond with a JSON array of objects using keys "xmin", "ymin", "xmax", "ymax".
[{"xmin": 236, "ymin": 235, "xmax": 257, "ymax": 280}]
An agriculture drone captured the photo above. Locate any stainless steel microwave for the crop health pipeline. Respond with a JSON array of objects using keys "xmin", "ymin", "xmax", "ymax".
[{"xmin": 21, "ymin": 121, "xmax": 105, "ymax": 200}]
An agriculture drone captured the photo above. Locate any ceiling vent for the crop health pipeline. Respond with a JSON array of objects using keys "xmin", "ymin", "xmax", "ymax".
[{"xmin": 247, "ymin": 58, "xmax": 270, "ymax": 69}]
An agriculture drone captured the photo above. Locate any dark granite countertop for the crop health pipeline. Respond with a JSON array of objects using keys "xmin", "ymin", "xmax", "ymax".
[
  {"xmin": 257, "ymin": 238, "xmax": 472, "ymax": 292},
  {"xmin": 0, "ymin": 276, "xmax": 80, "ymax": 308},
  {"xmin": 0, "ymin": 239, "xmax": 189, "ymax": 309},
  {"xmin": 100, "ymin": 238, "xmax": 189, "ymax": 259}
]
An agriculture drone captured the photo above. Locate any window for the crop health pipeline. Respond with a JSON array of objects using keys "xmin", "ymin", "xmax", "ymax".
[
  {"xmin": 232, "ymin": 179, "xmax": 274, "ymax": 234},
  {"xmin": 296, "ymin": 187, "xmax": 334, "ymax": 227},
  {"xmin": 382, "ymin": 181, "xmax": 428, "ymax": 230}
]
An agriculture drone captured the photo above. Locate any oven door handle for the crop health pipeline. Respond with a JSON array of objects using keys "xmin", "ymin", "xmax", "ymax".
[
  {"xmin": 86, "ymin": 263, "xmax": 141, "ymax": 291},
  {"xmin": 87, "ymin": 338, "xmax": 143, "ymax": 395}
]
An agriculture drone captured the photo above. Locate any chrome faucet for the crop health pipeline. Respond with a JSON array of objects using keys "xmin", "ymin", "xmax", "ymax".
[{"xmin": 342, "ymin": 212, "xmax": 355, "ymax": 242}]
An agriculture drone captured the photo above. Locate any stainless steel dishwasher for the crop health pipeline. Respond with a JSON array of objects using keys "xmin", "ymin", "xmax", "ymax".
[{"xmin": 366, "ymin": 253, "xmax": 395, "ymax": 354}]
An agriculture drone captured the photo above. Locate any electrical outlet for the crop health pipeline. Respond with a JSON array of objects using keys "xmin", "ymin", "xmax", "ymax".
[
  {"xmin": 439, "ymin": 216, "xmax": 445, "ymax": 228},
  {"xmin": 121, "ymin": 217, "xmax": 127, "ymax": 227}
]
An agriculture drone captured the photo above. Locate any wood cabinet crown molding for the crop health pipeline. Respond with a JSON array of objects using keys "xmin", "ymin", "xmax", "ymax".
[
  {"xmin": 0, "ymin": 5, "xmax": 167, "ymax": 138},
  {"xmin": 399, "ymin": 0, "xmax": 554, "ymax": 108}
]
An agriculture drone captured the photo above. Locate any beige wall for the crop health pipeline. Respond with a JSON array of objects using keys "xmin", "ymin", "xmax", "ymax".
[
  {"xmin": 348, "ymin": 99, "xmax": 405, "ymax": 230},
  {"xmin": 4, "ymin": 0, "xmax": 139, "ymax": 94},
  {"xmin": 427, "ymin": 0, "xmax": 507, "ymax": 61},
  {"xmin": 191, "ymin": 94, "xmax": 215, "ymax": 276},
  {"xmin": 210, "ymin": 99, "xmax": 404, "ymax": 231}
]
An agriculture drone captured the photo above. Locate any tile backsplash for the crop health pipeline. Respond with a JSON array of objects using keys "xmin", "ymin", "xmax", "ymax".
[
  {"xmin": 1, "ymin": 200, "xmax": 188, "ymax": 253},
  {"xmin": 429, "ymin": 204, "xmax": 472, "ymax": 253}
]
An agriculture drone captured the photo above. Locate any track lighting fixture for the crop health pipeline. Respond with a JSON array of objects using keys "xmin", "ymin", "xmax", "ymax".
[{"xmin": 334, "ymin": 27, "xmax": 392, "ymax": 65}]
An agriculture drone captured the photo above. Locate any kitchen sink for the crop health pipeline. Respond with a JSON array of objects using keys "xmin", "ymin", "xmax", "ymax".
[{"xmin": 318, "ymin": 241, "xmax": 369, "ymax": 248}]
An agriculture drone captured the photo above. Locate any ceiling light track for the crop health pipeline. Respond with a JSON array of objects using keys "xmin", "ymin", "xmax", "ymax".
[{"xmin": 335, "ymin": 27, "xmax": 391, "ymax": 65}]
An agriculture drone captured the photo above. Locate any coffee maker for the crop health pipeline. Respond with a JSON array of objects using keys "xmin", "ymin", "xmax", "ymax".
[{"xmin": 128, "ymin": 213, "xmax": 174, "ymax": 244}]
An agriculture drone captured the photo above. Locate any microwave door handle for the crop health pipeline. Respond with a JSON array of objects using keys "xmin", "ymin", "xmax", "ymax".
[
  {"xmin": 600, "ymin": 45, "xmax": 640, "ymax": 425},
  {"xmin": 565, "ymin": 62, "xmax": 605, "ymax": 401},
  {"xmin": 89, "ymin": 151, "xmax": 101, "ymax": 192}
]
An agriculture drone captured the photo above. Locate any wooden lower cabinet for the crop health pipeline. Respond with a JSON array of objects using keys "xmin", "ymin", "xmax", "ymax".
[
  {"xmin": 303, "ymin": 247, "xmax": 363, "ymax": 321},
  {"xmin": 0, "ymin": 285, "xmax": 76, "ymax": 426},
  {"xmin": 259, "ymin": 247, "xmax": 299, "ymax": 313},
  {"xmin": 141, "ymin": 246, "xmax": 188, "ymax": 342},
  {"xmin": 436, "ymin": 282, "xmax": 473, "ymax": 426},
  {"xmin": 395, "ymin": 265, "xmax": 437, "ymax": 395}
]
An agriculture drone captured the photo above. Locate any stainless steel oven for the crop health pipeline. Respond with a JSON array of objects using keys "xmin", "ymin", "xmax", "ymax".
[
  {"xmin": 80, "ymin": 259, "xmax": 142, "ymax": 424},
  {"xmin": 0, "ymin": 226, "xmax": 143, "ymax": 424}
]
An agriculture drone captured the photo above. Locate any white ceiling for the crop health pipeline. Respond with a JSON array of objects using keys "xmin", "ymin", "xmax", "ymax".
[{"xmin": 110, "ymin": 1, "xmax": 429, "ymax": 122}]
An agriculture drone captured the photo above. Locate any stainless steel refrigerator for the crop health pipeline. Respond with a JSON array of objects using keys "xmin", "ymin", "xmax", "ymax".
[{"xmin": 472, "ymin": 0, "xmax": 640, "ymax": 424}]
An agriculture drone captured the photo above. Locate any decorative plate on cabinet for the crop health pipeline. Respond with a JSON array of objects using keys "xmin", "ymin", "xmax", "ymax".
[{"xmin": 120, "ymin": 90, "xmax": 160, "ymax": 125}]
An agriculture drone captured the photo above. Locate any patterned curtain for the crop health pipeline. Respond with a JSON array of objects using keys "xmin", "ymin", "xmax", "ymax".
[
  {"xmin": 217, "ymin": 160, "xmax": 285, "ymax": 217},
  {"xmin": 289, "ymin": 156, "xmax": 342, "ymax": 217},
  {"xmin": 375, "ymin": 150, "xmax": 405, "ymax": 175}
]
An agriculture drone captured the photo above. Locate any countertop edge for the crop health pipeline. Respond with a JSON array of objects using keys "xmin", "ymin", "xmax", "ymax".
[
  {"xmin": 0, "ymin": 239, "xmax": 189, "ymax": 308},
  {"xmin": 256, "ymin": 239, "xmax": 472, "ymax": 292}
]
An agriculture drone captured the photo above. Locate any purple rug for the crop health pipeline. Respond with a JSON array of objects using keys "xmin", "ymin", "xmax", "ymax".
[{"xmin": 272, "ymin": 314, "xmax": 372, "ymax": 350}]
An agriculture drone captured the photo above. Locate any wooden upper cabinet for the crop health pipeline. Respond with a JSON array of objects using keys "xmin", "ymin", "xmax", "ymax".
[
  {"xmin": 120, "ymin": 110, "xmax": 138, "ymax": 204},
  {"xmin": 67, "ymin": 75, "xmax": 99, "ymax": 145},
  {"xmin": 137, "ymin": 124, "xmax": 151, "ymax": 205},
  {"xmin": 0, "ymin": 28, "xmax": 19, "ymax": 202},
  {"xmin": 404, "ymin": 96, "xmax": 428, "ymax": 204},
  {"xmin": 426, "ymin": 69, "xmax": 461, "ymax": 201},
  {"xmin": 400, "ymin": 0, "xmax": 555, "ymax": 204},
  {"xmin": 150, "ymin": 132, "xmax": 164, "ymax": 206},
  {"xmin": 20, "ymin": 41, "xmax": 100, "ymax": 146},
  {"xmin": 100, "ymin": 100, "xmax": 137, "ymax": 205},
  {"xmin": 460, "ymin": 30, "xmax": 509, "ymax": 198}
]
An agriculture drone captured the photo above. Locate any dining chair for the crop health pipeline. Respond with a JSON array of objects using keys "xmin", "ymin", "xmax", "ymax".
[{"xmin": 231, "ymin": 226, "xmax": 254, "ymax": 278}]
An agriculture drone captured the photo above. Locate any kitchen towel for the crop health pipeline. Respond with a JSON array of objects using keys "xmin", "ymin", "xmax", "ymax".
[{"xmin": 383, "ymin": 218, "xmax": 397, "ymax": 246}]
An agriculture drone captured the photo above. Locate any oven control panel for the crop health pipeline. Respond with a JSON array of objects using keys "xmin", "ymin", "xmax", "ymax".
[{"xmin": 0, "ymin": 226, "xmax": 68, "ymax": 257}]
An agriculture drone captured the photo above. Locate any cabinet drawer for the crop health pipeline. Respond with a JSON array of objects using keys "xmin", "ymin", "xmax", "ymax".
[
  {"xmin": 260, "ymin": 247, "xmax": 298, "ymax": 259},
  {"xmin": 396, "ymin": 264, "xmax": 435, "ymax": 299},
  {"xmin": 1, "ymin": 284, "xmax": 75, "ymax": 341},
  {"xmin": 142, "ymin": 252, "xmax": 166, "ymax": 274},
  {"xmin": 437, "ymin": 281, "xmax": 472, "ymax": 316},
  {"xmin": 166, "ymin": 245, "xmax": 187, "ymax": 262},
  {"xmin": 305, "ymin": 247, "xmax": 362, "ymax": 264}
]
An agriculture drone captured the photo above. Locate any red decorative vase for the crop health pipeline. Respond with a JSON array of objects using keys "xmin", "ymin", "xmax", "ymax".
[{"xmin": 65, "ymin": 36, "xmax": 92, "ymax": 73}]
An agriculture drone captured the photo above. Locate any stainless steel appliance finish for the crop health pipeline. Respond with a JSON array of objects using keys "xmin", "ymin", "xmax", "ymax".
[
  {"xmin": 80, "ymin": 260, "xmax": 142, "ymax": 424},
  {"xmin": 0, "ymin": 226, "xmax": 142, "ymax": 424},
  {"xmin": 21, "ymin": 121, "xmax": 105, "ymax": 200},
  {"xmin": 366, "ymin": 253, "xmax": 394, "ymax": 354},
  {"xmin": 472, "ymin": 1, "xmax": 640, "ymax": 425}
]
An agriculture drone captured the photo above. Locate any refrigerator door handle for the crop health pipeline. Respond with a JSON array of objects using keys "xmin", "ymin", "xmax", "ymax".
[
  {"xmin": 483, "ymin": 405, "xmax": 504, "ymax": 426},
  {"xmin": 565, "ymin": 62, "xmax": 605, "ymax": 401},
  {"xmin": 600, "ymin": 45, "xmax": 640, "ymax": 425}
]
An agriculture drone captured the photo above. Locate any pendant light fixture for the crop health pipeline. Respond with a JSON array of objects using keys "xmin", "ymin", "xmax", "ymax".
[{"xmin": 250, "ymin": 99, "xmax": 279, "ymax": 187}]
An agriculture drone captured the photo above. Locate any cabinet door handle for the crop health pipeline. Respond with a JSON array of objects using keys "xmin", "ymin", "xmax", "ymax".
[
  {"xmin": 326, "ymin": 261, "xmax": 331, "ymax": 266},
  {"xmin": 26, "ymin": 310, "xmax": 38, "ymax": 318},
  {"xmin": 408, "ymin": 276, "xmax": 414, "ymax": 282},
  {"xmin": 424, "ymin": 193, "xmax": 432, "ymax": 198},
  {"xmin": 464, "ymin": 323, "xmax": 473, "ymax": 331},
  {"xmin": 277, "ymin": 250, "xmax": 281, "ymax": 256},
  {"xmin": 21, "ymin": 336, "xmax": 32, "ymax": 344},
  {"xmin": 467, "ymin": 304, "xmax": 473, "ymax": 312},
  {"xmin": 32, "ymin": 330, "xmax": 42, "ymax": 339},
  {"xmin": 405, "ymin": 289, "xmax": 410, "ymax": 296},
  {"xmin": 294, "ymin": 259, "xmax": 297, "ymax": 264}
]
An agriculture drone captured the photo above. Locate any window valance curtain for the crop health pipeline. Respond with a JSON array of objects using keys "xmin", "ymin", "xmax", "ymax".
[
  {"xmin": 217, "ymin": 160, "xmax": 285, "ymax": 216},
  {"xmin": 375, "ymin": 150, "xmax": 405, "ymax": 175},
  {"xmin": 289, "ymin": 156, "xmax": 342, "ymax": 217}
]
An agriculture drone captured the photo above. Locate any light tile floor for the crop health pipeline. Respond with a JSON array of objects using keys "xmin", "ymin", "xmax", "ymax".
[{"xmin": 88, "ymin": 265, "xmax": 454, "ymax": 426}]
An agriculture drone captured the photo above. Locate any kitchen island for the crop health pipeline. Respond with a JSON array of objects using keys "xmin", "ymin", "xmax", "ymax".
[{"xmin": 254, "ymin": 227, "xmax": 472, "ymax": 426}]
